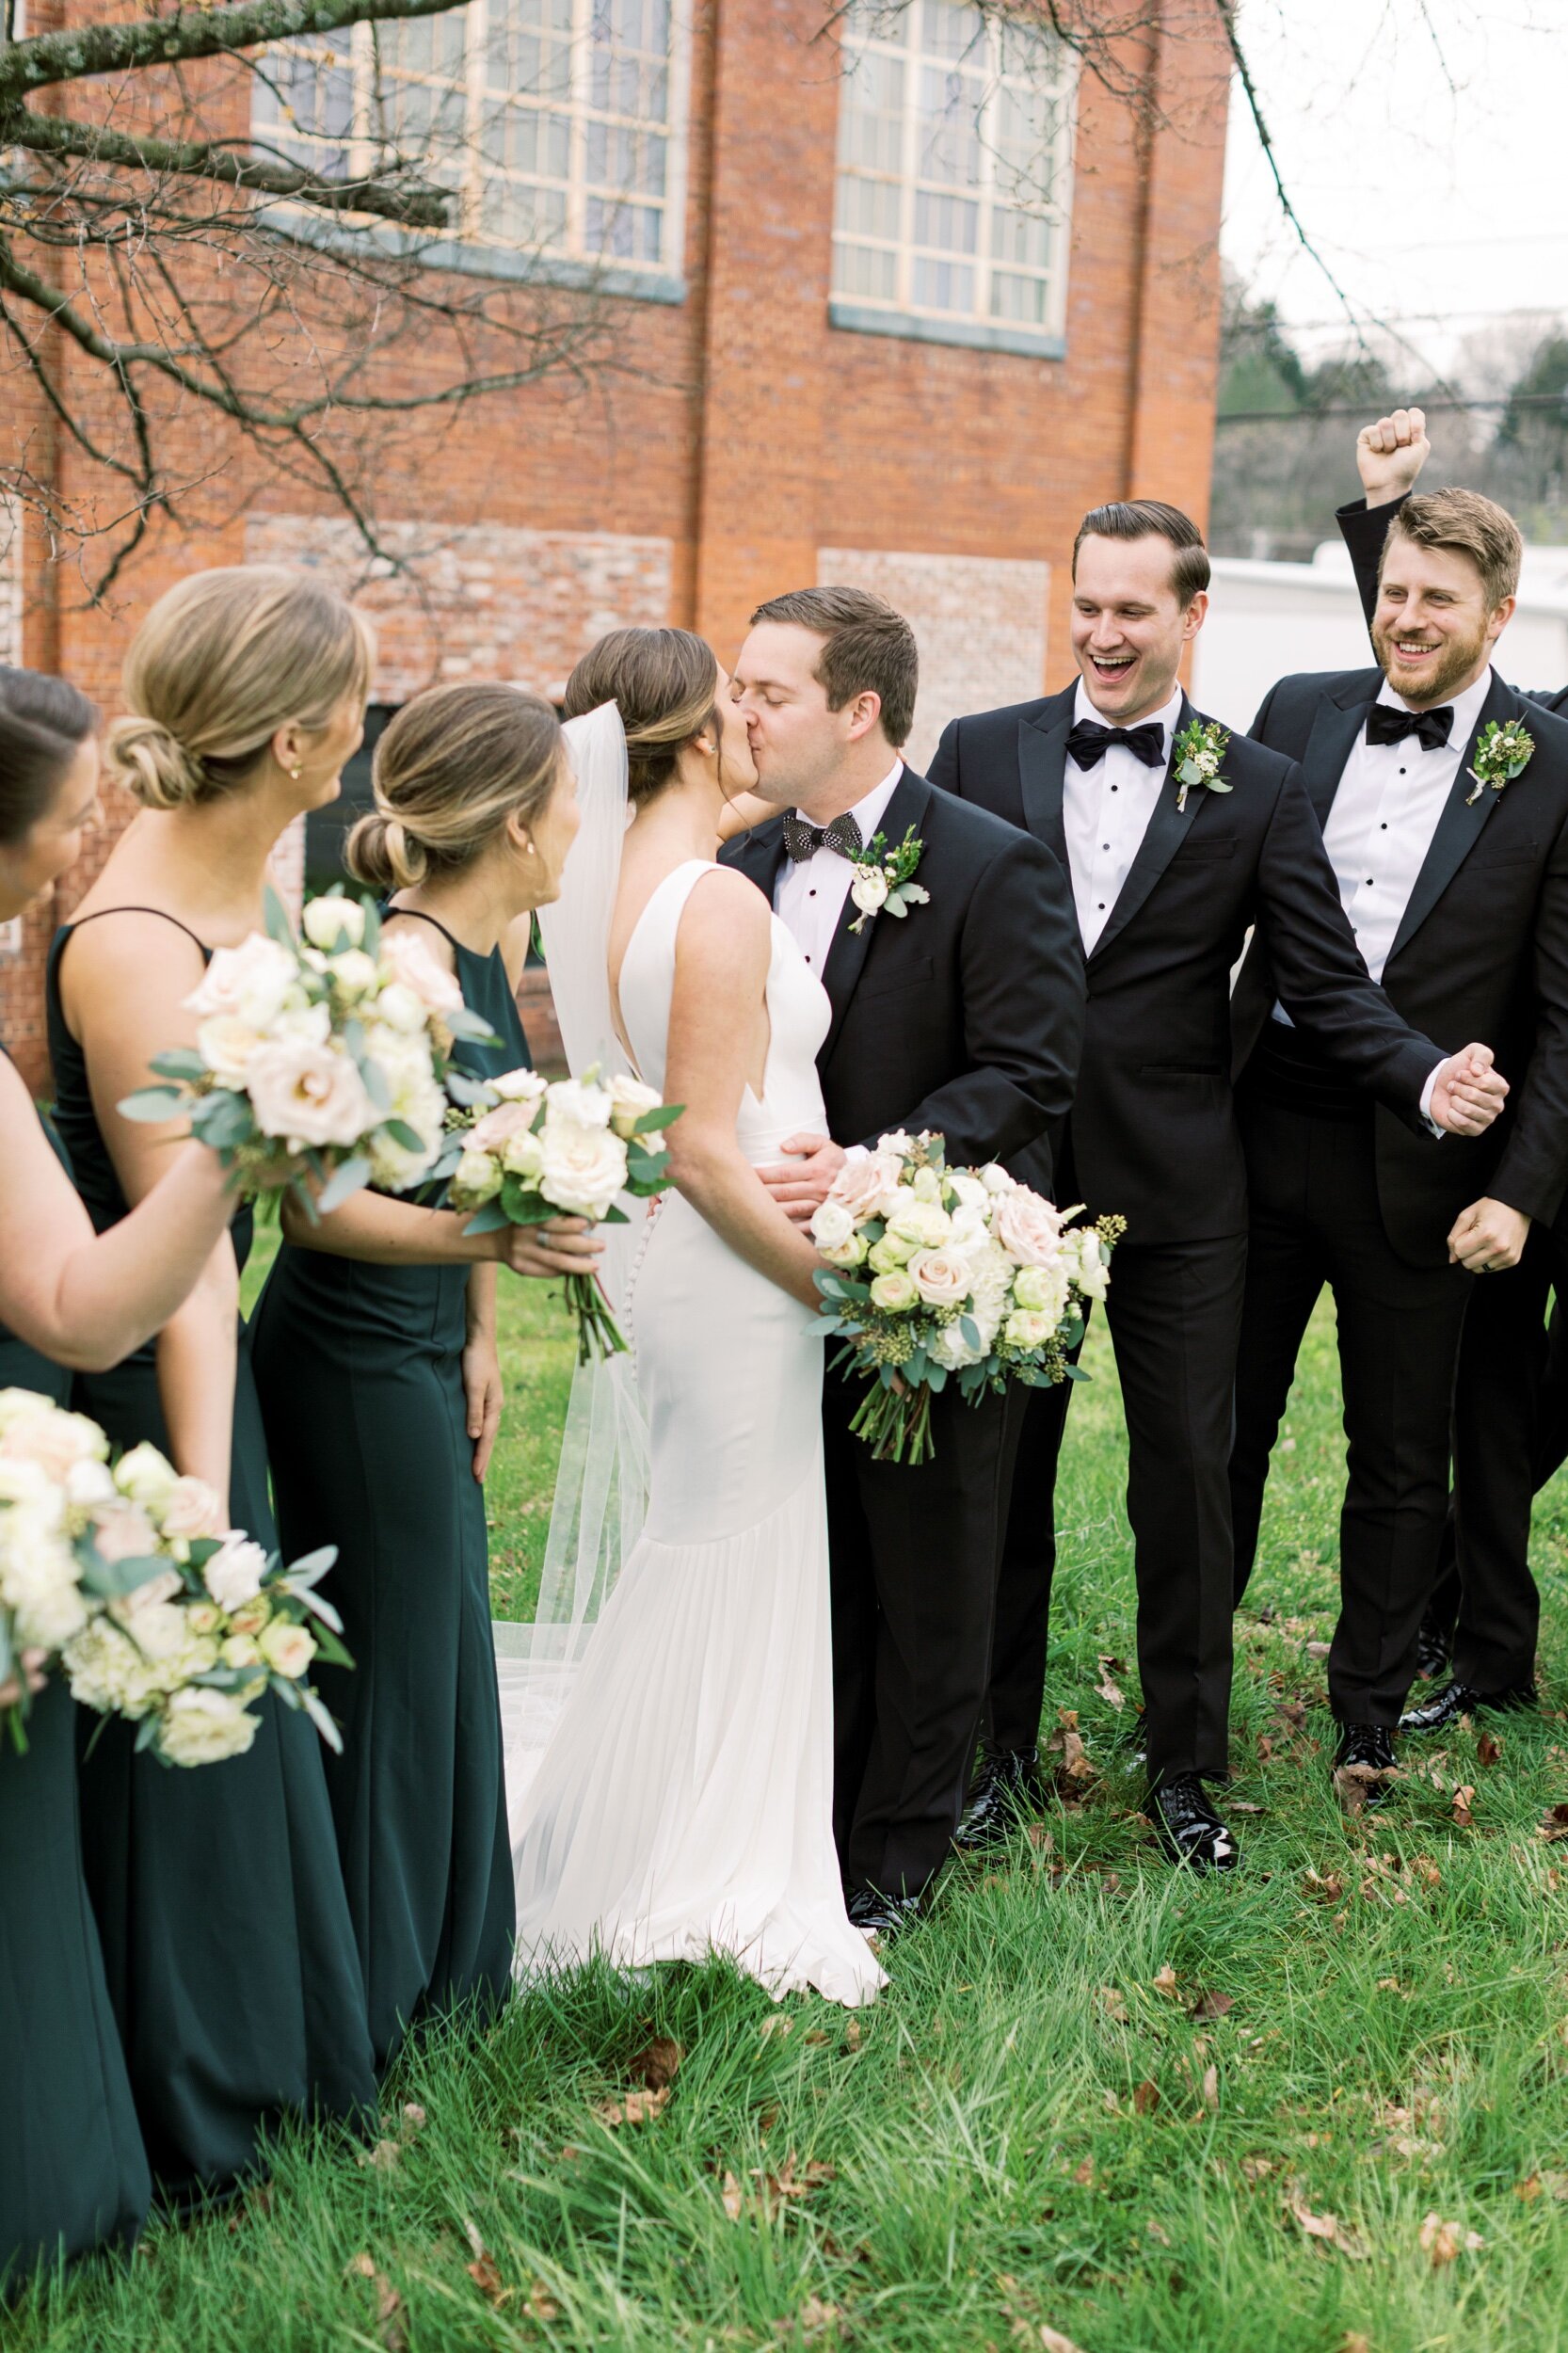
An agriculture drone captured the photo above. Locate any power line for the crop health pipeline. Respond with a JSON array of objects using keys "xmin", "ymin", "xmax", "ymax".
[{"xmin": 1217, "ymin": 392, "xmax": 1568, "ymax": 428}]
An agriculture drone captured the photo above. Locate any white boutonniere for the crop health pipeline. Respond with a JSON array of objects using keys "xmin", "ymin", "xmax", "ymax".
[
  {"xmin": 1465, "ymin": 717, "xmax": 1535, "ymax": 806},
  {"xmin": 1173, "ymin": 717, "xmax": 1233, "ymax": 813},
  {"xmin": 847, "ymin": 825, "xmax": 930, "ymax": 935}
]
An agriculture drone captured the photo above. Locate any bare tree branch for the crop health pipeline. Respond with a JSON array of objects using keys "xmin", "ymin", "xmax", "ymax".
[{"xmin": 0, "ymin": 0, "xmax": 472, "ymax": 98}]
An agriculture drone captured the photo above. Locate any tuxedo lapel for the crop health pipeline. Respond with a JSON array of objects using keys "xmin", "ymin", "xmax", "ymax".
[
  {"xmin": 1300, "ymin": 677, "xmax": 1381, "ymax": 827},
  {"xmin": 1385, "ymin": 671, "xmax": 1514, "ymax": 968},
  {"xmin": 725, "ymin": 814, "xmax": 789, "ymax": 905},
  {"xmin": 820, "ymin": 769, "xmax": 933, "ymax": 1063},
  {"xmin": 1088, "ymin": 695, "xmax": 1202, "ymax": 964},
  {"xmin": 1016, "ymin": 693, "xmax": 1073, "ymax": 865}
]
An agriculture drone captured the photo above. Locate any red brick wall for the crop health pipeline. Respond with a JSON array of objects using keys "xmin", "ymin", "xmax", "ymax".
[{"xmin": 4, "ymin": 0, "xmax": 1229, "ymax": 1089}]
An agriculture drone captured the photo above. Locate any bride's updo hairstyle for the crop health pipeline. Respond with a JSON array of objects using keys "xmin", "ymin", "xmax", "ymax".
[
  {"xmin": 0, "ymin": 666, "xmax": 96, "ymax": 844},
  {"xmin": 105, "ymin": 566, "xmax": 375, "ymax": 810},
  {"xmin": 561, "ymin": 627, "xmax": 718, "ymax": 805},
  {"xmin": 347, "ymin": 682, "xmax": 564, "ymax": 893}
]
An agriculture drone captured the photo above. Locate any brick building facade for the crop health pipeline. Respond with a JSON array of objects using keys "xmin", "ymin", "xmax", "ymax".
[{"xmin": 1, "ymin": 0, "xmax": 1229, "ymax": 1085}]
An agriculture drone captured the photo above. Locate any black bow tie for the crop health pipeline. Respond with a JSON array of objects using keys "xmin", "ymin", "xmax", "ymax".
[
  {"xmin": 1065, "ymin": 717, "xmax": 1166, "ymax": 772},
  {"xmin": 782, "ymin": 809, "xmax": 864, "ymax": 864},
  {"xmin": 1366, "ymin": 702, "xmax": 1453, "ymax": 754}
]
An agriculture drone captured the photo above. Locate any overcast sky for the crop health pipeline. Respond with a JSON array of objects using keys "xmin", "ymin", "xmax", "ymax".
[{"xmin": 1220, "ymin": 0, "xmax": 1568, "ymax": 379}]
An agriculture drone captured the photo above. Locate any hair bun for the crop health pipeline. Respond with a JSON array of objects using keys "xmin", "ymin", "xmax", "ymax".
[
  {"xmin": 345, "ymin": 808, "xmax": 428, "ymax": 892},
  {"xmin": 104, "ymin": 712, "xmax": 207, "ymax": 810}
]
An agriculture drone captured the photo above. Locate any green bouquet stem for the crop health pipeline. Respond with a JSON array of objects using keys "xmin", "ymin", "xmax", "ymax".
[
  {"xmin": 565, "ymin": 1273, "xmax": 629, "ymax": 1367},
  {"xmin": 849, "ymin": 1377, "xmax": 935, "ymax": 1465}
]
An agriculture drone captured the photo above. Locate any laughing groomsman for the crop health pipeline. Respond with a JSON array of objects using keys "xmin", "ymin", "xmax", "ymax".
[
  {"xmin": 1233, "ymin": 481, "xmax": 1568, "ymax": 1799},
  {"xmin": 1332, "ymin": 412, "xmax": 1568, "ymax": 1731},
  {"xmin": 929, "ymin": 500, "xmax": 1503, "ymax": 1871}
]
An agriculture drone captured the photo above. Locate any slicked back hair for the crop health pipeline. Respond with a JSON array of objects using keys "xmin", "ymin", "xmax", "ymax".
[
  {"xmin": 748, "ymin": 585, "xmax": 918, "ymax": 749},
  {"xmin": 1072, "ymin": 499, "xmax": 1211, "ymax": 607}
]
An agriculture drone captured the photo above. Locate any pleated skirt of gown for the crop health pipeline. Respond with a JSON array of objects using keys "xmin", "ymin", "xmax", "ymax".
[
  {"xmin": 0, "ymin": 1328, "xmax": 150, "ymax": 2287},
  {"xmin": 72, "ymin": 1329, "xmax": 376, "ymax": 2206},
  {"xmin": 249, "ymin": 1250, "xmax": 515, "ymax": 2068}
]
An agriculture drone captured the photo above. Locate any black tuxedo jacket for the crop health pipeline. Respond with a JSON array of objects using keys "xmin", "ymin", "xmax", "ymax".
[
  {"xmin": 1240, "ymin": 664, "xmax": 1568, "ymax": 1258},
  {"xmin": 929, "ymin": 683, "xmax": 1440, "ymax": 1249},
  {"xmin": 1337, "ymin": 495, "xmax": 1568, "ymax": 715},
  {"xmin": 720, "ymin": 763, "xmax": 1084, "ymax": 1198}
]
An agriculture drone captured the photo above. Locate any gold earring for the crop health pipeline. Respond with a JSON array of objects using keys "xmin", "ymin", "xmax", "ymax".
[{"xmin": 290, "ymin": 763, "xmax": 304, "ymax": 781}]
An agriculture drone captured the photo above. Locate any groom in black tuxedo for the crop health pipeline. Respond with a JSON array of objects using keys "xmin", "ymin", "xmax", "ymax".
[
  {"xmin": 723, "ymin": 586, "xmax": 1084, "ymax": 1938},
  {"xmin": 928, "ymin": 501, "xmax": 1504, "ymax": 1869},
  {"xmin": 1325, "ymin": 411, "xmax": 1568, "ymax": 1730},
  {"xmin": 1233, "ymin": 480, "xmax": 1568, "ymax": 1792}
]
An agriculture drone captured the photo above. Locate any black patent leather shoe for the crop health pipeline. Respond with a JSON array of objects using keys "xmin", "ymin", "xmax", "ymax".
[
  {"xmin": 1399, "ymin": 1677, "xmax": 1538, "ymax": 1735},
  {"xmin": 1414, "ymin": 1624, "xmax": 1453, "ymax": 1680},
  {"xmin": 1148, "ymin": 1773, "xmax": 1240, "ymax": 1871},
  {"xmin": 846, "ymin": 1886, "xmax": 921, "ymax": 1945},
  {"xmin": 952, "ymin": 1748, "xmax": 1041, "ymax": 1853},
  {"xmin": 1333, "ymin": 1721, "xmax": 1398, "ymax": 1809}
]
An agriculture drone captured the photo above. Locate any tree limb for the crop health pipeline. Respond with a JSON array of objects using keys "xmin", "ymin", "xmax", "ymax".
[
  {"xmin": 0, "ymin": 104, "xmax": 453, "ymax": 231},
  {"xmin": 0, "ymin": 0, "xmax": 473, "ymax": 99}
]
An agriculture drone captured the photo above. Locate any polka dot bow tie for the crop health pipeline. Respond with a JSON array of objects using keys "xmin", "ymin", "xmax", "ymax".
[{"xmin": 782, "ymin": 810, "xmax": 865, "ymax": 864}]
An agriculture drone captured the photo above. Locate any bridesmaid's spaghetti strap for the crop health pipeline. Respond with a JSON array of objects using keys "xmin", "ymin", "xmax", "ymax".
[
  {"xmin": 384, "ymin": 905, "xmax": 463, "ymax": 954},
  {"xmin": 58, "ymin": 905, "xmax": 210, "ymax": 955}
]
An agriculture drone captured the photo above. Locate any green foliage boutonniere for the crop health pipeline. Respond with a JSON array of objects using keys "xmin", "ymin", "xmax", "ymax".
[
  {"xmin": 1173, "ymin": 717, "xmax": 1233, "ymax": 814},
  {"xmin": 847, "ymin": 826, "xmax": 930, "ymax": 935},
  {"xmin": 1465, "ymin": 717, "xmax": 1535, "ymax": 807}
]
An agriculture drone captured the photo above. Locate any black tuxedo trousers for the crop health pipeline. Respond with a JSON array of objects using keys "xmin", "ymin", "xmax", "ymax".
[
  {"xmin": 1229, "ymin": 1091, "xmax": 1471, "ymax": 1722},
  {"xmin": 1422, "ymin": 1229, "xmax": 1567, "ymax": 1690},
  {"xmin": 992, "ymin": 1225, "xmax": 1247, "ymax": 1785}
]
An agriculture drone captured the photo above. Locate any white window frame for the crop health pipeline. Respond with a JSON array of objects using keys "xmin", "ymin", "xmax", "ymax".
[
  {"xmin": 253, "ymin": 0, "xmax": 692, "ymax": 294},
  {"xmin": 830, "ymin": 0, "xmax": 1075, "ymax": 355}
]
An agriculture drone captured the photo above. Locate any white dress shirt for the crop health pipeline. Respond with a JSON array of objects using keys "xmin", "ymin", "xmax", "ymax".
[
  {"xmin": 1062, "ymin": 681, "xmax": 1184, "ymax": 954},
  {"xmin": 773, "ymin": 760, "xmax": 904, "ymax": 974},
  {"xmin": 1270, "ymin": 665, "xmax": 1493, "ymax": 1121}
]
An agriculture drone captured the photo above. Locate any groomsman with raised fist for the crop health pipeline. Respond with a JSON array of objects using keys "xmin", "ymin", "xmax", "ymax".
[
  {"xmin": 930, "ymin": 500, "xmax": 1503, "ymax": 1870},
  {"xmin": 1329, "ymin": 414, "xmax": 1568, "ymax": 1731},
  {"xmin": 1233, "ymin": 480, "xmax": 1568, "ymax": 1799}
]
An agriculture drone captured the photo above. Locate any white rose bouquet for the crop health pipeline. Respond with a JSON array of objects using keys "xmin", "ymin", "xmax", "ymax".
[
  {"xmin": 441, "ymin": 1064, "xmax": 680, "ymax": 1364},
  {"xmin": 809, "ymin": 1130, "xmax": 1124, "ymax": 1465},
  {"xmin": 119, "ymin": 888, "xmax": 498, "ymax": 1219},
  {"xmin": 0, "ymin": 1388, "xmax": 351, "ymax": 1765}
]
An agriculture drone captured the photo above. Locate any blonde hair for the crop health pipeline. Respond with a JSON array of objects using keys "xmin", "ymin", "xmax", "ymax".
[
  {"xmin": 105, "ymin": 566, "xmax": 375, "ymax": 809},
  {"xmin": 347, "ymin": 682, "xmax": 565, "ymax": 893},
  {"xmin": 562, "ymin": 627, "xmax": 718, "ymax": 805},
  {"xmin": 1384, "ymin": 488, "xmax": 1524, "ymax": 610}
]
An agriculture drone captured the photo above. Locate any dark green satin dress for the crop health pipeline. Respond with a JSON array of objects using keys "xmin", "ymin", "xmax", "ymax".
[
  {"xmin": 0, "ymin": 1071, "xmax": 151, "ymax": 2287},
  {"xmin": 46, "ymin": 915, "xmax": 375, "ymax": 2210},
  {"xmin": 249, "ymin": 916, "xmax": 522, "ymax": 2066}
]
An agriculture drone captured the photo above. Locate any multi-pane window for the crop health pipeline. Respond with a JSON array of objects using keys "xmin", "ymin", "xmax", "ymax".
[
  {"xmin": 832, "ymin": 0, "xmax": 1074, "ymax": 341},
  {"xmin": 254, "ymin": 0, "xmax": 685, "ymax": 276}
]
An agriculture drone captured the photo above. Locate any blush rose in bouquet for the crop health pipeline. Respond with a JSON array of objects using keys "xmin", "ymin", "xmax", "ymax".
[
  {"xmin": 0, "ymin": 1387, "xmax": 351, "ymax": 1765},
  {"xmin": 442, "ymin": 1064, "xmax": 680, "ymax": 1364},
  {"xmin": 809, "ymin": 1129, "xmax": 1124, "ymax": 1465},
  {"xmin": 119, "ymin": 888, "xmax": 498, "ymax": 1219}
]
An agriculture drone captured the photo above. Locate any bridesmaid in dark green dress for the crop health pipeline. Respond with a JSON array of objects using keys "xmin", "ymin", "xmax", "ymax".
[
  {"xmin": 249, "ymin": 683, "xmax": 598, "ymax": 2066},
  {"xmin": 49, "ymin": 569, "xmax": 378, "ymax": 2207},
  {"xmin": 0, "ymin": 667, "xmax": 240, "ymax": 2282}
]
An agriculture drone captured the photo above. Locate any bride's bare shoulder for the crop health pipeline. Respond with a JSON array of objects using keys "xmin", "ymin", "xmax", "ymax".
[{"xmin": 673, "ymin": 864, "xmax": 773, "ymax": 969}]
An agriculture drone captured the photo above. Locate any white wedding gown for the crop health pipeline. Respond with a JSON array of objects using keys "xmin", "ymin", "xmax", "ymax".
[{"xmin": 497, "ymin": 859, "xmax": 885, "ymax": 2007}]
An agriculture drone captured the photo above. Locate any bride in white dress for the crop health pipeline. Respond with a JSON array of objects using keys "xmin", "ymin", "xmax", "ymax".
[{"xmin": 494, "ymin": 627, "xmax": 884, "ymax": 2008}]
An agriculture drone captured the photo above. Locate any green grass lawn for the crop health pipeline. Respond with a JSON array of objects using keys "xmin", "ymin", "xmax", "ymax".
[{"xmin": 15, "ymin": 1265, "xmax": 1568, "ymax": 2352}]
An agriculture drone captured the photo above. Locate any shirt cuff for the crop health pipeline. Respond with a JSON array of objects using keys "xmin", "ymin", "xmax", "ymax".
[{"xmin": 1419, "ymin": 1060, "xmax": 1445, "ymax": 1138}]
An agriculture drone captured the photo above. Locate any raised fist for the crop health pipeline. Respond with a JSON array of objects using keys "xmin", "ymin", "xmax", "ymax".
[{"xmin": 1356, "ymin": 408, "xmax": 1431, "ymax": 507}]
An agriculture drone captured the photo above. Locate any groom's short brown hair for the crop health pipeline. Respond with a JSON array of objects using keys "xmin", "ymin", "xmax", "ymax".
[
  {"xmin": 748, "ymin": 585, "xmax": 919, "ymax": 749},
  {"xmin": 1072, "ymin": 499, "xmax": 1210, "ymax": 607},
  {"xmin": 1384, "ymin": 488, "xmax": 1522, "ymax": 610}
]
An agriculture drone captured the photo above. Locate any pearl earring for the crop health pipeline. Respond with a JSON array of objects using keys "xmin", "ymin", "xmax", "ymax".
[{"xmin": 290, "ymin": 763, "xmax": 304, "ymax": 781}]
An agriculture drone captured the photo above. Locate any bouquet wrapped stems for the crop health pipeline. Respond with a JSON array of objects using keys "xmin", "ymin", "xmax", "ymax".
[{"xmin": 849, "ymin": 1372, "xmax": 935, "ymax": 1466}]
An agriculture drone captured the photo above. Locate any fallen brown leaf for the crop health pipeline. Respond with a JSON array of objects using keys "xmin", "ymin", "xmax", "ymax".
[
  {"xmin": 1302, "ymin": 1868, "xmax": 1345, "ymax": 1904},
  {"xmin": 629, "ymin": 2037, "xmax": 683, "ymax": 2089},
  {"xmin": 1515, "ymin": 2173, "xmax": 1544, "ymax": 2202},
  {"xmin": 1072, "ymin": 2156, "xmax": 1095, "ymax": 2187},
  {"xmin": 344, "ymin": 2252, "xmax": 376, "ymax": 2280},
  {"xmin": 780, "ymin": 2295, "xmax": 841, "ymax": 2344},
  {"xmin": 1419, "ymin": 2211, "xmax": 1483, "ymax": 2265},
  {"xmin": 1288, "ymin": 2192, "xmax": 1367, "ymax": 2258},
  {"xmin": 1305, "ymin": 1641, "xmax": 1332, "ymax": 1660},
  {"xmin": 1230, "ymin": 1800, "xmax": 1265, "ymax": 1814},
  {"xmin": 1095, "ymin": 1655, "xmax": 1125, "ymax": 1710},
  {"xmin": 594, "ymin": 2085, "xmax": 669, "ymax": 2128},
  {"xmin": 1338, "ymin": 2338, "xmax": 1371, "ymax": 2353},
  {"xmin": 843, "ymin": 2020, "xmax": 863, "ymax": 2051},
  {"xmin": 1198, "ymin": 2064, "xmax": 1219, "ymax": 2112},
  {"xmin": 1037, "ymin": 2330, "xmax": 1088, "ymax": 2353},
  {"xmin": 358, "ymin": 2139, "xmax": 402, "ymax": 2171},
  {"xmin": 398, "ymin": 2102, "xmax": 426, "ymax": 2140},
  {"xmin": 1132, "ymin": 2079, "xmax": 1161, "ymax": 2115},
  {"xmin": 1537, "ymin": 1803, "xmax": 1568, "ymax": 1844},
  {"xmin": 1061, "ymin": 1728, "xmax": 1096, "ymax": 1784},
  {"xmin": 760, "ymin": 2014, "xmax": 793, "ymax": 2041},
  {"xmin": 1191, "ymin": 1988, "xmax": 1233, "ymax": 2022},
  {"xmin": 1096, "ymin": 1985, "xmax": 1128, "ymax": 2023},
  {"xmin": 1477, "ymin": 1729, "xmax": 1503, "ymax": 1768},
  {"xmin": 721, "ymin": 2170, "xmax": 744, "ymax": 2221},
  {"xmin": 1240, "ymin": 2154, "xmax": 1273, "ymax": 2183},
  {"xmin": 1451, "ymin": 1785, "xmax": 1477, "ymax": 1829},
  {"xmin": 524, "ymin": 2281, "xmax": 562, "ymax": 2322},
  {"xmin": 346, "ymin": 2258, "xmax": 408, "ymax": 2352},
  {"xmin": 1150, "ymin": 1963, "xmax": 1180, "ymax": 2000}
]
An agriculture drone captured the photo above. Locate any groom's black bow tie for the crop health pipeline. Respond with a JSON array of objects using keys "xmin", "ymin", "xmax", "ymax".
[
  {"xmin": 1064, "ymin": 717, "xmax": 1166, "ymax": 772},
  {"xmin": 782, "ymin": 809, "xmax": 864, "ymax": 863},
  {"xmin": 1366, "ymin": 702, "xmax": 1454, "ymax": 753}
]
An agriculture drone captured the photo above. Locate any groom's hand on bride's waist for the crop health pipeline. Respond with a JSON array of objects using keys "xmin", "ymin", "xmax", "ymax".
[{"xmin": 760, "ymin": 1133, "xmax": 846, "ymax": 1225}]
